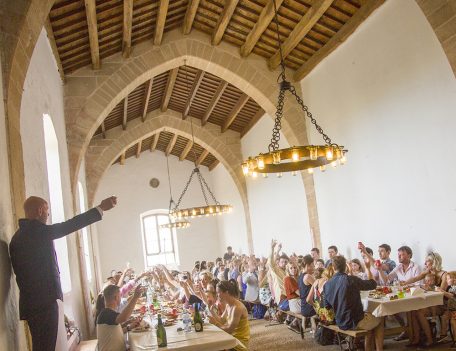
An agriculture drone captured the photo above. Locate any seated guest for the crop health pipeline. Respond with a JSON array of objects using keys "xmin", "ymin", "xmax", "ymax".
[
  {"xmin": 242, "ymin": 260, "xmax": 259, "ymax": 303},
  {"xmin": 437, "ymin": 271, "xmax": 456, "ymax": 343},
  {"xmin": 209, "ymin": 280, "xmax": 250, "ymax": 351},
  {"xmin": 307, "ymin": 265, "xmax": 334, "ymax": 324},
  {"xmin": 267, "ymin": 240, "xmax": 289, "ymax": 313},
  {"xmin": 378, "ymin": 244, "xmax": 396, "ymax": 273},
  {"xmin": 298, "ymin": 255, "xmax": 316, "ymax": 326},
  {"xmin": 377, "ymin": 246, "xmax": 421, "ymax": 285},
  {"xmin": 325, "ymin": 245, "xmax": 338, "ymax": 268},
  {"xmin": 224, "ymin": 246, "xmax": 236, "ymax": 261},
  {"xmin": 360, "ymin": 246, "xmax": 381, "ymax": 283},
  {"xmin": 284, "ymin": 262, "xmax": 301, "ymax": 330},
  {"xmin": 97, "ymin": 284, "xmax": 143, "ymax": 351},
  {"xmin": 324, "ymin": 256, "xmax": 383, "ymax": 351},
  {"xmin": 310, "ymin": 247, "xmax": 320, "ymax": 264},
  {"xmin": 349, "ymin": 258, "xmax": 366, "ymax": 279},
  {"xmin": 315, "ymin": 258, "xmax": 325, "ymax": 269}
]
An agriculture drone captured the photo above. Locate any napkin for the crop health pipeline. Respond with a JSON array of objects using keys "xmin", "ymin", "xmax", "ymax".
[{"xmin": 410, "ymin": 287, "xmax": 424, "ymax": 296}]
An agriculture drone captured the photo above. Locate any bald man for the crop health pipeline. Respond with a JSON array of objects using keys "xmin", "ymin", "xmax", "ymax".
[{"xmin": 9, "ymin": 195, "xmax": 117, "ymax": 351}]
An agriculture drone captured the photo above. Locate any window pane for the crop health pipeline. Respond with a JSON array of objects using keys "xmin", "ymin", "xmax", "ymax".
[
  {"xmin": 160, "ymin": 228, "xmax": 173, "ymax": 253},
  {"xmin": 143, "ymin": 216, "xmax": 159, "ymax": 254}
]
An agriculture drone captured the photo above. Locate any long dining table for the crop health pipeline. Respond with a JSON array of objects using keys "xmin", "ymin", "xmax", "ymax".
[{"xmin": 129, "ymin": 323, "xmax": 239, "ymax": 351}]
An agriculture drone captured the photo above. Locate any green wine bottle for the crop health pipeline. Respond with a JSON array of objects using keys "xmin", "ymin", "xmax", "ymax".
[
  {"xmin": 193, "ymin": 303, "xmax": 203, "ymax": 332},
  {"xmin": 156, "ymin": 314, "xmax": 167, "ymax": 347}
]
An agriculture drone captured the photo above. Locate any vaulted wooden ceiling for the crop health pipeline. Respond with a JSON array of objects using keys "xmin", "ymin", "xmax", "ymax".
[
  {"xmin": 48, "ymin": 0, "xmax": 383, "ymax": 81},
  {"xmin": 114, "ymin": 130, "xmax": 219, "ymax": 170},
  {"xmin": 94, "ymin": 65, "xmax": 264, "ymax": 138}
]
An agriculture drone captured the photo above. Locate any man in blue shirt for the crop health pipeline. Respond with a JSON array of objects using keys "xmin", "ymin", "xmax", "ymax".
[{"xmin": 324, "ymin": 256, "xmax": 384, "ymax": 351}]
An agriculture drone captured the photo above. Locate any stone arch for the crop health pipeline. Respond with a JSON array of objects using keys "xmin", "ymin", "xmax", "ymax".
[
  {"xmin": 65, "ymin": 28, "xmax": 322, "ymax": 247},
  {"xmin": 85, "ymin": 110, "xmax": 254, "ymax": 250}
]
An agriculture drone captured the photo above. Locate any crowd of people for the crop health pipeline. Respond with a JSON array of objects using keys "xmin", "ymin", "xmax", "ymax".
[{"xmin": 96, "ymin": 242, "xmax": 456, "ymax": 351}]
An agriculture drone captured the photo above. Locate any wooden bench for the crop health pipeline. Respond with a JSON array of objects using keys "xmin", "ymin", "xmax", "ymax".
[
  {"xmin": 75, "ymin": 339, "xmax": 98, "ymax": 351},
  {"xmin": 322, "ymin": 324, "xmax": 368, "ymax": 351},
  {"xmin": 278, "ymin": 309, "xmax": 317, "ymax": 339}
]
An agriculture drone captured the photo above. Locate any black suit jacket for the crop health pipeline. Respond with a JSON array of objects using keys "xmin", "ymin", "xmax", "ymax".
[{"xmin": 9, "ymin": 208, "xmax": 102, "ymax": 320}]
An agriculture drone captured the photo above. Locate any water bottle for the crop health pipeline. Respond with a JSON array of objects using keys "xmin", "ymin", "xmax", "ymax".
[{"xmin": 183, "ymin": 310, "xmax": 191, "ymax": 332}]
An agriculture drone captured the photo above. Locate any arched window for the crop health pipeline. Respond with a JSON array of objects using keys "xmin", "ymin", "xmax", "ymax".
[
  {"xmin": 43, "ymin": 114, "xmax": 72, "ymax": 293},
  {"xmin": 141, "ymin": 211, "xmax": 179, "ymax": 267},
  {"xmin": 78, "ymin": 181, "xmax": 92, "ymax": 282}
]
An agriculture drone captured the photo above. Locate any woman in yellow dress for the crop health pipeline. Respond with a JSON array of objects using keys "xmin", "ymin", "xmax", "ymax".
[{"xmin": 208, "ymin": 279, "xmax": 250, "ymax": 350}]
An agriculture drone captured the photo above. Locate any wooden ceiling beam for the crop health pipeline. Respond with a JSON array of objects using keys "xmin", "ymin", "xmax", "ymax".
[
  {"xmin": 240, "ymin": 0, "xmax": 284, "ymax": 57},
  {"xmin": 240, "ymin": 109, "xmax": 265, "ymax": 138},
  {"xmin": 182, "ymin": 70, "xmax": 204, "ymax": 119},
  {"xmin": 122, "ymin": 96, "xmax": 128, "ymax": 130},
  {"xmin": 166, "ymin": 134, "xmax": 178, "ymax": 156},
  {"xmin": 154, "ymin": 0, "xmax": 169, "ymax": 45},
  {"xmin": 209, "ymin": 159, "xmax": 220, "ymax": 171},
  {"xmin": 222, "ymin": 94, "xmax": 249, "ymax": 133},
  {"xmin": 269, "ymin": 0, "xmax": 334, "ymax": 69},
  {"xmin": 212, "ymin": 0, "xmax": 239, "ymax": 46},
  {"xmin": 179, "ymin": 140, "xmax": 193, "ymax": 161},
  {"xmin": 196, "ymin": 150, "xmax": 209, "ymax": 166},
  {"xmin": 183, "ymin": 0, "xmax": 200, "ymax": 35},
  {"xmin": 44, "ymin": 18, "xmax": 65, "ymax": 82},
  {"xmin": 122, "ymin": 0, "xmax": 133, "ymax": 58},
  {"xmin": 202, "ymin": 80, "xmax": 228, "ymax": 126},
  {"xmin": 101, "ymin": 121, "xmax": 106, "ymax": 138},
  {"xmin": 136, "ymin": 140, "xmax": 142, "ymax": 158},
  {"xmin": 84, "ymin": 0, "xmax": 101, "ymax": 69},
  {"xmin": 294, "ymin": 0, "xmax": 385, "ymax": 81},
  {"xmin": 161, "ymin": 68, "xmax": 179, "ymax": 112},
  {"xmin": 120, "ymin": 152, "xmax": 126, "ymax": 165},
  {"xmin": 150, "ymin": 134, "xmax": 159, "ymax": 151},
  {"xmin": 142, "ymin": 79, "xmax": 153, "ymax": 122}
]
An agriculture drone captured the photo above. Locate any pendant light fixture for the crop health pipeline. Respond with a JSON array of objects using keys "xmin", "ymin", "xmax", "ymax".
[
  {"xmin": 160, "ymin": 153, "xmax": 190, "ymax": 229},
  {"xmin": 241, "ymin": 1, "xmax": 347, "ymax": 177},
  {"xmin": 169, "ymin": 62, "xmax": 233, "ymax": 219}
]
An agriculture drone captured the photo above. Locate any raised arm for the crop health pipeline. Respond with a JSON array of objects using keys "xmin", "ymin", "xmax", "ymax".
[{"xmin": 116, "ymin": 285, "xmax": 143, "ymax": 324}]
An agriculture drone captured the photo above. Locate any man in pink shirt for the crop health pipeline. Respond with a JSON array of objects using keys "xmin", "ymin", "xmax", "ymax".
[{"xmin": 377, "ymin": 246, "xmax": 421, "ymax": 285}]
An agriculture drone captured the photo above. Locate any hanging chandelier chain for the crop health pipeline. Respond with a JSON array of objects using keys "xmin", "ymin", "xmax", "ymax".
[
  {"xmin": 288, "ymin": 85, "xmax": 336, "ymax": 147},
  {"xmin": 183, "ymin": 60, "xmax": 199, "ymax": 166},
  {"xmin": 197, "ymin": 169, "xmax": 220, "ymax": 205},
  {"xmin": 268, "ymin": 88, "xmax": 285, "ymax": 152},
  {"xmin": 272, "ymin": 0, "xmax": 287, "ymax": 81},
  {"xmin": 174, "ymin": 168, "xmax": 196, "ymax": 210},
  {"xmin": 196, "ymin": 170, "xmax": 210, "ymax": 206}
]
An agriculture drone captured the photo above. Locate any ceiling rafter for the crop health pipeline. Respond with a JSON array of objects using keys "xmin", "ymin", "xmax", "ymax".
[
  {"xmin": 196, "ymin": 150, "xmax": 209, "ymax": 166},
  {"xmin": 44, "ymin": 18, "xmax": 65, "ymax": 82},
  {"xmin": 209, "ymin": 159, "xmax": 219, "ymax": 171},
  {"xmin": 101, "ymin": 121, "xmax": 106, "ymax": 138},
  {"xmin": 212, "ymin": 0, "xmax": 240, "ymax": 46},
  {"xmin": 179, "ymin": 140, "xmax": 193, "ymax": 161},
  {"xmin": 142, "ymin": 79, "xmax": 153, "ymax": 122},
  {"xmin": 183, "ymin": 0, "xmax": 200, "ymax": 35},
  {"xmin": 240, "ymin": 0, "xmax": 285, "ymax": 57},
  {"xmin": 136, "ymin": 140, "xmax": 142, "ymax": 158},
  {"xmin": 122, "ymin": 96, "xmax": 128, "ymax": 130},
  {"xmin": 294, "ymin": 0, "xmax": 385, "ymax": 81},
  {"xmin": 122, "ymin": 0, "xmax": 133, "ymax": 58},
  {"xmin": 222, "ymin": 93, "xmax": 249, "ymax": 133},
  {"xmin": 150, "ymin": 134, "xmax": 159, "ymax": 151},
  {"xmin": 161, "ymin": 68, "xmax": 179, "ymax": 112},
  {"xmin": 166, "ymin": 133, "xmax": 178, "ymax": 156},
  {"xmin": 154, "ymin": 0, "xmax": 169, "ymax": 45},
  {"xmin": 269, "ymin": 0, "xmax": 334, "ymax": 69},
  {"xmin": 84, "ymin": 0, "xmax": 100, "ymax": 69},
  {"xmin": 202, "ymin": 81, "xmax": 228, "ymax": 126},
  {"xmin": 182, "ymin": 70, "xmax": 204, "ymax": 119}
]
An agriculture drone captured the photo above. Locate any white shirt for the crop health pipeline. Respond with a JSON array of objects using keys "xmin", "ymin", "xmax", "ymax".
[{"xmin": 384, "ymin": 261, "xmax": 421, "ymax": 285}]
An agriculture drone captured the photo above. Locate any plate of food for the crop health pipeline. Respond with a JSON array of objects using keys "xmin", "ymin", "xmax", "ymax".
[{"xmin": 131, "ymin": 325, "xmax": 150, "ymax": 333}]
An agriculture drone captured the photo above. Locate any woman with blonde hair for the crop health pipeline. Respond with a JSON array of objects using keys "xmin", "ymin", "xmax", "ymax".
[
  {"xmin": 307, "ymin": 264, "xmax": 335, "ymax": 324},
  {"xmin": 284, "ymin": 262, "xmax": 301, "ymax": 314}
]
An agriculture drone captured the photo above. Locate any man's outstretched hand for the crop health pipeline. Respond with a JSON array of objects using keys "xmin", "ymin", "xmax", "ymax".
[{"xmin": 99, "ymin": 196, "xmax": 117, "ymax": 211}]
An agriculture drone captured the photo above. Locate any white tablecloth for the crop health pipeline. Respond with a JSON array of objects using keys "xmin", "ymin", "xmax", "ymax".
[
  {"xmin": 362, "ymin": 291, "xmax": 444, "ymax": 317},
  {"xmin": 129, "ymin": 324, "xmax": 238, "ymax": 351}
]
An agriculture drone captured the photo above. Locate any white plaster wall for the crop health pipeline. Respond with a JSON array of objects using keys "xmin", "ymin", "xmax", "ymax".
[
  {"xmin": 241, "ymin": 116, "xmax": 312, "ymax": 257},
  {"xmin": 94, "ymin": 151, "xmax": 222, "ymax": 276},
  {"xmin": 20, "ymin": 30, "xmax": 89, "ymax": 335},
  {"xmin": 300, "ymin": 0, "xmax": 456, "ymax": 267},
  {"xmin": 211, "ymin": 164, "xmax": 248, "ymax": 255},
  {"xmin": 0, "ymin": 53, "xmax": 27, "ymax": 351}
]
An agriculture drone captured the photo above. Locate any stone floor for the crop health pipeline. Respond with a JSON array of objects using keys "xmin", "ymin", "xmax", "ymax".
[{"xmin": 248, "ymin": 319, "xmax": 455, "ymax": 351}]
